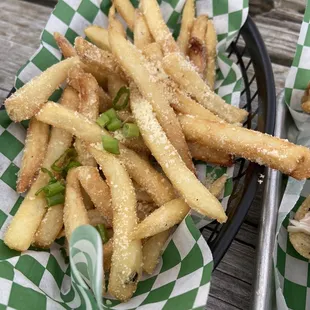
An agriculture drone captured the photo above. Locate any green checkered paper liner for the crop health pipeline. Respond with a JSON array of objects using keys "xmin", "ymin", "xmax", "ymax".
[
  {"xmin": 0, "ymin": 0, "xmax": 248, "ymax": 309},
  {"xmin": 275, "ymin": 1, "xmax": 310, "ymax": 309}
]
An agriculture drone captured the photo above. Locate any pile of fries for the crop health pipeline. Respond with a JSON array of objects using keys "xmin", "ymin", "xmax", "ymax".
[{"xmin": 4, "ymin": 0, "xmax": 310, "ymax": 302}]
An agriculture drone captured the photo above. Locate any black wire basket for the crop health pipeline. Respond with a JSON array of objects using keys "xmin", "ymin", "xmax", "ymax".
[
  {"xmin": 3, "ymin": 15, "xmax": 276, "ymax": 270},
  {"xmin": 205, "ymin": 15, "xmax": 276, "ymax": 269}
]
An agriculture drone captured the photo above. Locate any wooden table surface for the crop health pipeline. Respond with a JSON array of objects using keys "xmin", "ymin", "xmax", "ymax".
[{"xmin": 0, "ymin": 0, "xmax": 299, "ymax": 309}]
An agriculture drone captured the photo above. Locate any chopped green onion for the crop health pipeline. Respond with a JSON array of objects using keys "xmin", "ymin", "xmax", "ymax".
[
  {"xmin": 65, "ymin": 160, "xmax": 81, "ymax": 172},
  {"xmin": 41, "ymin": 168, "xmax": 56, "ymax": 181},
  {"xmin": 123, "ymin": 123, "xmax": 140, "ymax": 138},
  {"xmin": 46, "ymin": 193, "xmax": 65, "ymax": 207},
  {"xmin": 107, "ymin": 118, "xmax": 122, "ymax": 131},
  {"xmin": 102, "ymin": 136, "xmax": 120, "ymax": 155},
  {"xmin": 52, "ymin": 148, "xmax": 77, "ymax": 173},
  {"xmin": 112, "ymin": 86, "xmax": 130, "ymax": 110},
  {"xmin": 96, "ymin": 224, "xmax": 109, "ymax": 243},
  {"xmin": 104, "ymin": 108, "xmax": 117, "ymax": 120},
  {"xmin": 43, "ymin": 181, "xmax": 65, "ymax": 197},
  {"xmin": 96, "ymin": 113, "xmax": 110, "ymax": 128}
]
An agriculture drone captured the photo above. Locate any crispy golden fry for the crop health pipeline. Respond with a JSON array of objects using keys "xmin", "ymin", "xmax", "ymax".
[
  {"xmin": 173, "ymin": 89, "xmax": 223, "ymax": 123},
  {"xmin": 130, "ymin": 87, "xmax": 226, "ymax": 222},
  {"xmin": 75, "ymin": 37, "xmax": 126, "ymax": 81},
  {"xmin": 89, "ymin": 145, "xmax": 142, "ymax": 302},
  {"xmin": 162, "ymin": 53, "xmax": 248, "ymax": 124},
  {"xmin": 103, "ymin": 239, "xmax": 113, "ymax": 272},
  {"xmin": 301, "ymin": 83, "xmax": 310, "ymax": 113},
  {"xmin": 68, "ymin": 66, "xmax": 100, "ymax": 166},
  {"xmin": 208, "ymin": 175, "xmax": 227, "ymax": 199},
  {"xmin": 87, "ymin": 209, "xmax": 112, "ymax": 228},
  {"xmin": 179, "ymin": 114, "xmax": 310, "ymax": 180},
  {"xmin": 134, "ymin": 9, "xmax": 153, "ymax": 50},
  {"xmin": 134, "ymin": 182, "xmax": 153, "ymax": 203},
  {"xmin": 109, "ymin": 4, "xmax": 126, "ymax": 37},
  {"xmin": 109, "ymin": 29, "xmax": 194, "ymax": 172},
  {"xmin": 5, "ymin": 87, "xmax": 79, "ymax": 251},
  {"xmin": 81, "ymin": 187, "xmax": 94, "ymax": 210},
  {"xmin": 36, "ymin": 102, "xmax": 175, "ymax": 206},
  {"xmin": 16, "ymin": 118, "xmax": 49, "ymax": 193},
  {"xmin": 142, "ymin": 42, "xmax": 164, "ymax": 62},
  {"xmin": 188, "ymin": 142, "xmax": 233, "ymax": 167},
  {"xmin": 132, "ymin": 199, "xmax": 189, "ymax": 240},
  {"xmin": 54, "ymin": 32, "xmax": 77, "ymax": 58},
  {"xmin": 64, "ymin": 168, "xmax": 90, "ymax": 240},
  {"xmin": 113, "ymin": 0, "xmax": 135, "ymax": 31},
  {"xmin": 189, "ymin": 15, "xmax": 208, "ymax": 74},
  {"xmin": 142, "ymin": 229, "xmax": 171, "ymax": 274},
  {"xmin": 5, "ymin": 57, "xmax": 79, "ymax": 122},
  {"xmin": 99, "ymin": 88, "xmax": 112, "ymax": 112},
  {"xmin": 205, "ymin": 20, "xmax": 217, "ymax": 90},
  {"xmin": 140, "ymin": 0, "xmax": 179, "ymax": 54},
  {"xmin": 85, "ymin": 26, "xmax": 110, "ymax": 51},
  {"xmin": 136, "ymin": 201, "xmax": 157, "ymax": 222},
  {"xmin": 34, "ymin": 205, "xmax": 63, "ymax": 248},
  {"xmin": 107, "ymin": 74, "xmax": 127, "ymax": 99},
  {"xmin": 77, "ymin": 166, "xmax": 112, "ymax": 226},
  {"xmin": 177, "ymin": 0, "xmax": 195, "ymax": 55}
]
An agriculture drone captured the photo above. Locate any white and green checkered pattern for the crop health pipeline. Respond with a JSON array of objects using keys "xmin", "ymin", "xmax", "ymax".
[
  {"xmin": 275, "ymin": 1, "xmax": 310, "ymax": 309},
  {"xmin": 0, "ymin": 0, "xmax": 248, "ymax": 309}
]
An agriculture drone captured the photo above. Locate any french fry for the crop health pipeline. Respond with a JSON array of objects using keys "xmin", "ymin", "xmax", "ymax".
[
  {"xmin": 142, "ymin": 229, "xmax": 171, "ymax": 274},
  {"xmin": 77, "ymin": 166, "xmax": 112, "ymax": 227},
  {"xmin": 162, "ymin": 53, "xmax": 248, "ymax": 124},
  {"xmin": 132, "ymin": 198, "xmax": 189, "ymax": 240},
  {"xmin": 99, "ymin": 88, "xmax": 113, "ymax": 112},
  {"xmin": 140, "ymin": 0, "xmax": 179, "ymax": 54},
  {"xmin": 134, "ymin": 9, "xmax": 153, "ymax": 50},
  {"xmin": 85, "ymin": 26, "xmax": 111, "ymax": 51},
  {"xmin": 204, "ymin": 19, "xmax": 217, "ymax": 90},
  {"xmin": 188, "ymin": 15, "xmax": 208, "ymax": 74},
  {"xmin": 68, "ymin": 66, "xmax": 100, "ymax": 166},
  {"xmin": 64, "ymin": 168, "xmax": 90, "ymax": 240},
  {"xmin": 87, "ymin": 209, "xmax": 112, "ymax": 228},
  {"xmin": 36, "ymin": 102, "xmax": 175, "ymax": 206},
  {"xmin": 16, "ymin": 118, "xmax": 49, "ymax": 193},
  {"xmin": 188, "ymin": 142, "xmax": 233, "ymax": 167},
  {"xmin": 136, "ymin": 201, "xmax": 157, "ymax": 222},
  {"xmin": 54, "ymin": 32, "xmax": 77, "ymax": 58},
  {"xmin": 5, "ymin": 57, "xmax": 79, "ymax": 122},
  {"xmin": 108, "ymin": 29, "xmax": 194, "ymax": 172},
  {"xmin": 113, "ymin": 0, "xmax": 135, "ymax": 31},
  {"xmin": 130, "ymin": 87, "xmax": 227, "ymax": 222},
  {"xmin": 75, "ymin": 37, "xmax": 126, "ymax": 81},
  {"xmin": 109, "ymin": 5, "xmax": 126, "ymax": 38},
  {"xmin": 89, "ymin": 145, "xmax": 142, "ymax": 302},
  {"xmin": 142, "ymin": 42, "xmax": 164, "ymax": 62},
  {"xmin": 103, "ymin": 239, "xmax": 113, "ymax": 272},
  {"xmin": 179, "ymin": 114, "xmax": 310, "ymax": 180},
  {"xmin": 208, "ymin": 175, "xmax": 227, "ymax": 199},
  {"xmin": 177, "ymin": 0, "xmax": 195, "ymax": 55},
  {"xmin": 5, "ymin": 87, "xmax": 79, "ymax": 251},
  {"xmin": 107, "ymin": 74, "xmax": 127, "ymax": 99},
  {"xmin": 134, "ymin": 182, "xmax": 153, "ymax": 203}
]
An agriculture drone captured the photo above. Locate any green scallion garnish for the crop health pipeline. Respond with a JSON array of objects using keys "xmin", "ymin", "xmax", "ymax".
[
  {"xmin": 112, "ymin": 86, "xmax": 130, "ymax": 110},
  {"xmin": 95, "ymin": 224, "xmax": 109, "ymax": 243},
  {"xmin": 43, "ymin": 181, "xmax": 65, "ymax": 197},
  {"xmin": 96, "ymin": 113, "xmax": 110, "ymax": 128},
  {"xmin": 46, "ymin": 192, "xmax": 65, "ymax": 207},
  {"xmin": 102, "ymin": 136, "xmax": 120, "ymax": 155},
  {"xmin": 107, "ymin": 118, "xmax": 122, "ymax": 131},
  {"xmin": 52, "ymin": 148, "xmax": 77, "ymax": 173},
  {"xmin": 122, "ymin": 123, "xmax": 140, "ymax": 138},
  {"xmin": 104, "ymin": 108, "xmax": 117, "ymax": 120},
  {"xmin": 65, "ymin": 161, "xmax": 81, "ymax": 172}
]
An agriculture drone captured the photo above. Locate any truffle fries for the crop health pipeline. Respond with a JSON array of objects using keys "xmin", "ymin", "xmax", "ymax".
[
  {"xmin": 134, "ymin": 9, "xmax": 153, "ymax": 50},
  {"xmin": 113, "ymin": 0, "xmax": 135, "ymax": 31},
  {"xmin": 5, "ymin": 57, "xmax": 79, "ymax": 122},
  {"xmin": 108, "ymin": 28, "xmax": 194, "ymax": 172},
  {"xmin": 205, "ymin": 20, "xmax": 217, "ymax": 90},
  {"xmin": 177, "ymin": 0, "xmax": 195, "ymax": 55},
  {"xmin": 188, "ymin": 15, "xmax": 208, "ymax": 75},
  {"xmin": 89, "ymin": 145, "xmax": 142, "ymax": 302},
  {"xmin": 84, "ymin": 26, "xmax": 111, "ymax": 51},
  {"xmin": 140, "ymin": 0, "xmax": 179, "ymax": 54},
  {"xmin": 162, "ymin": 53, "xmax": 248, "ymax": 124},
  {"xmin": 68, "ymin": 67, "xmax": 99, "ymax": 166},
  {"xmin": 17, "ymin": 118, "xmax": 49, "ymax": 193},
  {"xmin": 35, "ymin": 102, "xmax": 175, "ymax": 206},
  {"xmin": 5, "ymin": 87, "xmax": 79, "ymax": 251},
  {"xmin": 130, "ymin": 86, "xmax": 227, "ymax": 223},
  {"xmin": 54, "ymin": 32, "xmax": 77, "ymax": 58},
  {"xmin": 179, "ymin": 114, "xmax": 310, "ymax": 180},
  {"xmin": 302, "ymin": 83, "xmax": 310, "ymax": 114}
]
